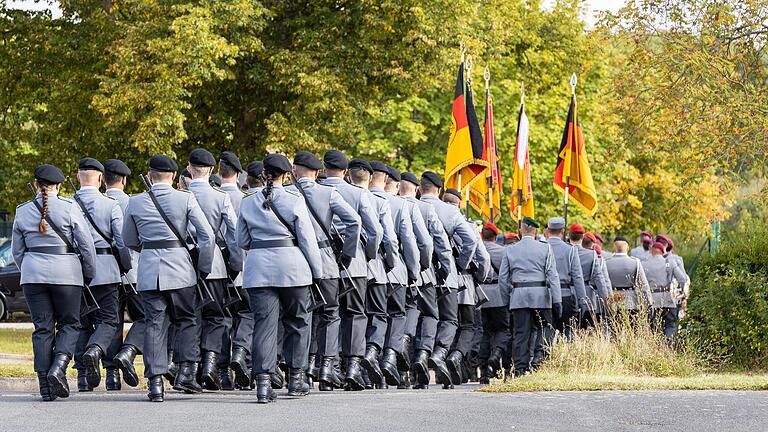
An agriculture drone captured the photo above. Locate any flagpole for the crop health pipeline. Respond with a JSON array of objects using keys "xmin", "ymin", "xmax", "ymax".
[
  {"xmin": 517, "ymin": 82, "xmax": 525, "ymax": 233},
  {"xmin": 564, "ymin": 73, "xmax": 577, "ymax": 240},
  {"xmin": 484, "ymin": 67, "xmax": 494, "ymax": 223},
  {"xmin": 456, "ymin": 44, "xmax": 465, "ymax": 208},
  {"xmin": 464, "ymin": 57, "xmax": 473, "ymax": 220}
]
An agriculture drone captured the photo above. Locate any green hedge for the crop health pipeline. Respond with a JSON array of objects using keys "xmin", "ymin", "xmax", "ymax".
[{"xmin": 683, "ymin": 226, "xmax": 768, "ymax": 369}]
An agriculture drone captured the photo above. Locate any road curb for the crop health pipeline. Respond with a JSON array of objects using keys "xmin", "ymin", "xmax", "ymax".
[{"xmin": 0, "ymin": 377, "xmax": 51, "ymax": 391}]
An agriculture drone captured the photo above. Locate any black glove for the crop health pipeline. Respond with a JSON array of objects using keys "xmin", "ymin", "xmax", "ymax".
[
  {"xmin": 436, "ymin": 266, "xmax": 450, "ymax": 284},
  {"xmin": 552, "ymin": 303, "xmax": 562, "ymax": 321},
  {"xmin": 338, "ymin": 253, "xmax": 353, "ymax": 269},
  {"xmin": 228, "ymin": 270, "xmax": 240, "ymax": 282},
  {"xmin": 312, "ymin": 278, "xmax": 322, "ymax": 287},
  {"xmin": 199, "ymin": 271, "xmax": 209, "ymax": 280},
  {"xmin": 407, "ymin": 275, "xmax": 417, "ymax": 287},
  {"xmin": 84, "ymin": 277, "xmax": 93, "ymax": 287},
  {"xmin": 468, "ymin": 261, "xmax": 479, "ymax": 274},
  {"xmin": 384, "ymin": 254, "xmax": 395, "ymax": 273}
]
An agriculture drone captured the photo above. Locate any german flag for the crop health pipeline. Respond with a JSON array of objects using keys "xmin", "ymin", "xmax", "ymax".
[
  {"xmin": 511, "ymin": 99, "xmax": 534, "ymax": 221},
  {"xmin": 445, "ymin": 62, "xmax": 488, "ymax": 192},
  {"xmin": 553, "ymin": 95, "xmax": 598, "ymax": 215},
  {"xmin": 469, "ymin": 84, "xmax": 502, "ymax": 222}
]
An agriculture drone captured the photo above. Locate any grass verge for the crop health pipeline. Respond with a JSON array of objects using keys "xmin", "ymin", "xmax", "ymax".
[{"xmin": 0, "ymin": 329, "xmax": 33, "ymax": 355}]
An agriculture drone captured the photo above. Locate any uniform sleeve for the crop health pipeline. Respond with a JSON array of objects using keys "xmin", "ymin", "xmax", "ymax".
[
  {"xmin": 636, "ymin": 260, "xmax": 653, "ymax": 307},
  {"xmin": 222, "ymin": 194, "xmax": 243, "ymax": 272},
  {"xmin": 569, "ymin": 247, "xmax": 588, "ymax": 306},
  {"xmin": 71, "ymin": 203, "xmax": 97, "ymax": 280},
  {"xmin": 236, "ymin": 206, "xmax": 252, "ymax": 250},
  {"xmin": 188, "ymin": 194, "xmax": 215, "ymax": 274},
  {"xmin": 378, "ymin": 198, "xmax": 399, "ymax": 270},
  {"xmin": 593, "ymin": 255, "xmax": 612, "ymax": 301},
  {"xmin": 122, "ymin": 198, "xmax": 141, "ymax": 252},
  {"xmin": 359, "ymin": 191, "xmax": 383, "ymax": 260},
  {"xmin": 409, "ymin": 205, "xmax": 432, "ymax": 271},
  {"xmin": 293, "ymin": 199, "xmax": 323, "ymax": 279},
  {"xmin": 498, "ymin": 250, "xmax": 510, "ymax": 303},
  {"xmin": 473, "ymin": 233, "xmax": 491, "ymax": 282},
  {"xmin": 110, "ymin": 201, "xmax": 132, "ymax": 271},
  {"xmin": 329, "ymin": 189, "xmax": 361, "ymax": 259},
  {"xmin": 398, "ymin": 204, "xmax": 420, "ymax": 281},
  {"xmin": 671, "ymin": 259, "xmax": 690, "ymax": 297},
  {"xmin": 11, "ymin": 216, "xmax": 26, "ymax": 269},
  {"xmin": 429, "ymin": 210, "xmax": 452, "ymax": 274},
  {"xmin": 601, "ymin": 259, "xmax": 611, "ymax": 290},
  {"xmin": 452, "ymin": 213, "xmax": 477, "ymax": 270},
  {"xmin": 546, "ymin": 246, "xmax": 562, "ymax": 305}
]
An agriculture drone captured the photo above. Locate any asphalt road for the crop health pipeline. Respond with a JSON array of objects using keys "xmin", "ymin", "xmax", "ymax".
[{"xmin": 1, "ymin": 385, "xmax": 767, "ymax": 432}]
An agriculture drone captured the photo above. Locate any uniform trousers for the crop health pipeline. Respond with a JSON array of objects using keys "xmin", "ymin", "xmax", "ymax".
[
  {"xmin": 470, "ymin": 308, "xmax": 483, "ymax": 354},
  {"xmin": 106, "ymin": 289, "xmax": 146, "ymax": 362},
  {"xmin": 451, "ymin": 304, "xmax": 475, "ymax": 356},
  {"xmin": 414, "ymin": 284, "xmax": 438, "ymax": 352},
  {"xmin": 75, "ymin": 283, "xmax": 119, "ymax": 370},
  {"xmin": 655, "ymin": 307, "xmax": 679, "ymax": 339},
  {"xmin": 219, "ymin": 288, "xmax": 254, "ymax": 367},
  {"xmin": 23, "ymin": 284, "xmax": 82, "ymax": 372},
  {"xmin": 555, "ymin": 294, "xmax": 579, "ymax": 339},
  {"xmin": 340, "ymin": 277, "xmax": 368, "ymax": 358},
  {"xmin": 365, "ymin": 282, "xmax": 388, "ymax": 350},
  {"xmin": 384, "ymin": 284, "xmax": 406, "ymax": 353},
  {"xmin": 436, "ymin": 287, "xmax": 459, "ymax": 349},
  {"xmin": 199, "ymin": 278, "xmax": 231, "ymax": 354},
  {"xmin": 140, "ymin": 286, "xmax": 199, "ymax": 377},
  {"xmin": 404, "ymin": 285, "xmax": 422, "ymax": 338},
  {"xmin": 312, "ymin": 278, "xmax": 341, "ymax": 358},
  {"xmin": 248, "ymin": 286, "xmax": 311, "ymax": 374},
  {"xmin": 479, "ymin": 307, "xmax": 511, "ymax": 360},
  {"xmin": 511, "ymin": 308, "xmax": 553, "ymax": 374}
]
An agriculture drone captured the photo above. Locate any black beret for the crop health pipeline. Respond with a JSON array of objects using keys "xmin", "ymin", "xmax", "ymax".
[
  {"xmin": 189, "ymin": 148, "xmax": 216, "ymax": 167},
  {"xmin": 614, "ymin": 236, "xmax": 629, "ymax": 243},
  {"xmin": 263, "ymin": 153, "xmax": 292, "ymax": 174},
  {"xmin": 370, "ymin": 160, "xmax": 389, "ymax": 174},
  {"xmin": 421, "ymin": 171, "xmax": 444, "ymax": 188},
  {"xmin": 317, "ymin": 172, "xmax": 327, "ymax": 181},
  {"xmin": 522, "ymin": 216, "xmax": 540, "ymax": 229},
  {"xmin": 103, "ymin": 159, "xmax": 131, "ymax": 177},
  {"xmin": 246, "ymin": 161, "xmax": 263, "ymax": 178},
  {"xmin": 209, "ymin": 173, "xmax": 222, "ymax": 187},
  {"xmin": 219, "ymin": 151, "xmax": 243, "ymax": 172},
  {"xmin": 293, "ymin": 151, "xmax": 323, "ymax": 170},
  {"xmin": 34, "ymin": 164, "xmax": 65, "ymax": 184},
  {"xmin": 386, "ymin": 166, "xmax": 401, "ymax": 182},
  {"xmin": 444, "ymin": 188, "xmax": 461, "ymax": 200},
  {"xmin": 401, "ymin": 172, "xmax": 419, "ymax": 186},
  {"xmin": 181, "ymin": 168, "xmax": 192, "ymax": 179},
  {"xmin": 78, "ymin": 157, "xmax": 104, "ymax": 173},
  {"xmin": 149, "ymin": 154, "xmax": 178, "ymax": 173},
  {"xmin": 323, "ymin": 150, "xmax": 349, "ymax": 170},
  {"xmin": 349, "ymin": 159, "xmax": 373, "ymax": 174}
]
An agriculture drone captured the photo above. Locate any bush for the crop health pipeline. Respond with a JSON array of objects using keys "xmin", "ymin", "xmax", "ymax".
[{"xmin": 682, "ymin": 224, "xmax": 768, "ymax": 369}]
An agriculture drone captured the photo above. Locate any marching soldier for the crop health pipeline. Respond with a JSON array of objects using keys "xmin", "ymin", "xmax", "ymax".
[
  {"xmin": 568, "ymin": 224, "xmax": 611, "ymax": 329},
  {"xmin": 245, "ymin": 161, "xmax": 264, "ymax": 192},
  {"xmin": 630, "ymin": 231, "xmax": 653, "ymax": 262},
  {"xmin": 72, "ymin": 158, "xmax": 132, "ymax": 392},
  {"xmin": 104, "ymin": 159, "xmax": 147, "ymax": 391},
  {"xmin": 122, "ymin": 154, "xmax": 216, "ymax": 402},
  {"xmin": 604, "ymin": 237, "xmax": 653, "ymax": 318},
  {"xmin": 12, "ymin": 164, "xmax": 98, "ymax": 401},
  {"xmin": 498, "ymin": 217, "xmax": 561, "ymax": 377},
  {"xmin": 237, "ymin": 153, "xmax": 323, "ymax": 403},
  {"xmin": 319, "ymin": 151, "xmax": 382, "ymax": 391},
  {"xmin": 184, "ymin": 148, "xmax": 243, "ymax": 391},
  {"xmin": 419, "ymin": 172, "xmax": 477, "ymax": 388},
  {"xmin": 288, "ymin": 151, "xmax": 361, "ymax": 392},
  {"xmin": 545, "ymin": 217, "xmax": 587, "ymax": 339},
  {"xmin": 643, "ymin": 242, "xmax": 689, "ymax": 338},
  {"xmin": 369, "ymin": 162, "xmax": 420, "ymax": 387}
]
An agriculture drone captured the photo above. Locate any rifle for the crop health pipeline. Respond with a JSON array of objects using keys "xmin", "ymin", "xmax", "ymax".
[
  {"xmin": 66, "ymin": 177, "xmax": 138, "ymax": 297},
  {"xmin": 139, "ymin": 174, "xmax": 221, "ymax": 314},
  {"xmin": 27, "ymin": 183, "xmax": 100, "ymax": 317}
]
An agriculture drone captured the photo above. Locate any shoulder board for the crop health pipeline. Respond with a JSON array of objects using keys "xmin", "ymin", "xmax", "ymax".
[
  {"xmin": 57, "ymin": 196, "xmax": 73, "ymax": 203},
  {"xmin": 284, "ymin": 189, "xmax": 301, "ymax": 197},
  {"xmin": 211, "ymin": 186, "xmax": 226, "ymax": 194},
  {"xmin": 243, "ymin": 191, "xmax": 261, "ymax": 200},
  {"xmin": 177, "ymin": 188, "xmax": 191, "ymax": 193},
  {"xmin": 316, "ymin": 182, "xmax": 333, "ymax": 188},
  {"xmin": 243, "ymin": 190, "xmax": 254, "ymax": 197},
  {"xmin": 16, "ymin": 200, "xmax": 32, "ymax": 209},
  {"xmin": 103, "ymin": 194, "xmax": 116, "ymax": 200},
  {"xmin": 349, "ymin": 183, "xmax": 363, "ymax": 189}
]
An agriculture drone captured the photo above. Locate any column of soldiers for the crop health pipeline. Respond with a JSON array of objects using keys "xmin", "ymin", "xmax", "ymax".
[{"xmin": 11, "ymin": 148, "xmax": 690, "ymax": 403}]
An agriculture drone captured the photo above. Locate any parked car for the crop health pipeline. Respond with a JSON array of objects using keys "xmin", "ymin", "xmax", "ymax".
[{"xmin": 0, "ymin": 240, "xmax": 28, "ymax": 320}]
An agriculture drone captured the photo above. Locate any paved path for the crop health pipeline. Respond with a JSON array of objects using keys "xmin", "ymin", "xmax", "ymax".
[{"xmin": 1, "ymin": 385, "xmax": 767, "ymax": 431}]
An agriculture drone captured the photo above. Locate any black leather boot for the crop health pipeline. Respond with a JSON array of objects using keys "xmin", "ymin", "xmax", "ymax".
[
  {"xmin": 397, "ymin": 335, "xmax": 412, "ymax": 370},
  {"xmin": 428, "ymin": 346, "xmax": 452, "ymax": 388},
  {"xmin": 270, "ymin": 368, "xmax": 284, "ymax": 390},
  {"xmin": 410, "ymin": 349, "xmax": 430, "ymax": 389},
  {"xmin": 220, "ymin": 367, "xmax": 234, "ymax": 391},
  {"xmin": 173, "ymin": 362, "xmax": 202, "ymax": 393},
  {"xmin": 46, "ymin": 353, "xmax": 71, "ymax": 398},
  {"xmin": 105, "ymin": 368, "xmax": 121, "ymax": 391},
  {"xmin": 82, "ymin": 345, "xmax": 103, "ymax": 388},
  {"xmin": 37, "ymin": 371, "xmax": 57, "ymax": 401},
  {"xmin": 113, "ymin": 344, "xmax": 139, "ymax": 387},
  {"xmin": 164, "ymin": 362, "xmax": 178, "ymax": 386},
  {"xmin": 361, "ymin": 368, "xmax": 373, "ymax": 390},
  {"xmin": 306, "ymin": 354, "xmax": 318, "ymax": 380},
  {"xmin": 287, "ymin": 368, "xmax": 310, "ymax": 396},
  {"xmin": 379, "ymin": 348, "xmax": 401, "ymax": 387},
  {"xmin": 256, "ymin": 373, "xmax": 276, "ymax": 404},
  {"xmin": 488, "ymin": 347, "xmax": 503, "ymax": 374},
  {"xmin": 318, "ymin": 356, "xmax": 341, "ymax": 391},
  {"xmin": 148, "ymin": 375, "xmax": 164, "ymax": 402},
  {"xmin": 446, "ymin": 350, "xmax": 463, "ymax": 386},
  {"xmin": 200, "ymin": 351, "xmax": 221, "ymax": 390},
  {"xmin": 77, "ymin": 370, "xmax": 93, "ymax": 392},
  {"xmin": 229, "ymin": 346, "xmax": 250, "ymax": 390},
  {"xmin": 479, "ymin": 363, "xmax": 491, "ymax": 385},
  {"xmin": 361, "ymin": 345, "xmax": 384, "ymax": 385},
  {"xmin": 344, "ymin": 357, "xmax": 365, "ymax": 391},
  {"xmin": 397, "ymin": 370, "xmax": 411, "ymax": 389}
]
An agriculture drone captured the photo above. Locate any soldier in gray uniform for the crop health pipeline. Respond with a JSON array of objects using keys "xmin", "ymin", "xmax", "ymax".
[
  {"xmin": 545, "ymin": 217, "xmax": 587, "ymax": 339},
  {"xmin": 105, "ymin": 159, "xmax": 147, "ymax": 391},
  {"xmin": 419, "ymin": 172, "xmax": 477, "ymax": 388},
  {"xmin": 237, "ymin": 154, "xmax": 323, "ymax": 403},
  {"xmin": 630, "ymin": 231, "xmax": 653, "ymax": 262},
  {"xmin": 498, "ymin": 217, "xmax": 561, "ymax": 377},
  {"xmin": 72, "ymin": 158, "xmax": 132, "ymax": 392},
  {"xmin": 395, "ymin": 171, "xmax": 434, "ymax": 388},
  {"xmin": 184, "ymin": 148, "xmax": 243, "ymax": 390},
  {"xmin": 12, "ymin": 164, "xmax": 97, "ymax": 401},
  {"xmin": 288, "ymin": 151, "xmax": 361, "ymax": 392},
  {"xmin": 122, "ymin": 154, "xmax": 216, "ymax": 402},
  {"xmin": 604, "ymin": 237, "xmax": 653, "ymax": 319},
  {"xmin": 245, "ymin": 161, "xmax": 264, "ymax": 192},
  {"xmin": 644, "ymin": 241, "xmax": 689, "ymax": 338},
  {"xmin": 319, "ymin": 150, "xmax": 382, "ymax": 391},
  {"xmin": 568, "ymin": 224, "xmax": 611, "ymax": 329}
]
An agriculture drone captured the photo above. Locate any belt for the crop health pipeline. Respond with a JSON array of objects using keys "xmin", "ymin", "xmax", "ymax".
[
  {"xmin": 27, "ymin": 246, "xmax": 75, "ymax": 255},
  {"xmin": 143, "ymin": 240, "xmax": 185, "ymax": 249},
  {"xmin": 96, "ymin": 247, "xmax": 112, "ymax": 255},
  {"xmin": 560, "ymin": 280, "xmax": 572, "ymax": 287},
  {"xmin": 249, "ymin": 239, "xmax": 298, "ymax": 250},
  {"xmin": 614, "ymin": 286, "xmax": 633, "ymax": 291},
  {"xmin": 512, "ymin": 281, "xmax": 547, "ymax": 288},
  {"xmin": 486, "ymin": 279, "xmax": 499, "ymax": 284},
  {"xmin": 651, "ymin": 285, "xmax": 671, "ymax": 293},
  {"xmin": 317, "ymin": 239, "xmax": 331, "ymax": 249}
]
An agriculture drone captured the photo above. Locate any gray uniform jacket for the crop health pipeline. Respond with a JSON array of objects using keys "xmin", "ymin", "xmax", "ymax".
[
  {"xmin": 287, "ymin": 177, "xmax": 361, "ymax": 280},
  {"xmin": 367, "ymin": 188, "xmax": 399, "ymax": 284},
  {"xmin": 458, "ymin": 227, "xmax": 490, "ymax": 306},
  {"xmin": 237, "ymin": 185, "xmax": 322, "ymax": 288},
  {"xmin": 548, "ymin": 237, "xmax": 588, "ymax": 307},
  {"xmin": 187, "ymin": 179, "xmax": 242, "ymax": 279},
  {"xmin": 220, "ymin": 182, "xmax": 245, "ymax": 286},
  {"xmin": 373, "ymin": 190, "xmax": 420, "ymax": 285},
  {"xmin": 74, "ymin": 186, "xmax": 131, "ymax": 286},
  {"xmin": 643, "ymin": 255, "xmax": 689, "ymax": 308},
  {"xmin": 12, "ymin": 193, "xmax": 97, "ymax": 286},
  {"xmin": 106, "ymin": 188, "xmax": 138, "ymax": 285},
  {"xmin": 320, "ymin": 177, "xmax": 382, "ymax": 279},
  {"xmin": 499, "ymin": 236, "xmax": 561, "ymax": 310},
  {"xmin": 122, "ymin": 183, "xmax": 215, "ymax": 292},
  {"xmin": 404, "ymin": 196, "xmax": 444, "ymax": 287},
  {"xmin": 604, "ymin": 253, "xmax": 652, "ymax": 310},
  {"xmin": 480, "ymin": 240, "xmax": 507, "ymax": 308},
  {"xmin": 576, "ymin": 245, "xmax": 611, "ymax": 308},
  {"xmin": 630, "ymin": 245, "xmax": 651, "ymax": 262},
  {"xmin": 420, "ymin": 195, "xmax": 475, "ymax": 288}
]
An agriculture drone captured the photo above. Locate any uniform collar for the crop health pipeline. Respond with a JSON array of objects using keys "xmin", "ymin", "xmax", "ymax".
[
  {"xmin": 219, "ymin": 182, "xmax": 238, "ymax": 190},
  {"xmin": 614, "ymin": 252, "xmax": 628, "ymax": 256},
  {"xmin": 297, "ymin": 177, "xmax": 315, "ymax": 185},
  {"xmin": 548, "ymin": 237, "xmax": 565, "ymax": 244},
  {"xmin": 321, "ymin": 176, "xmax": 342, "ymax": 184},
  {"xmin": 78, "ymin": 186, "xmax": 100, "ymax": 192},
  {"xmin": 190, "ymin": 178, "xmax": 209, "ymax": 185},
  {"xmin": 105, "ymin": 188, "xmax": 124, "ymax": 194},
  {"xmin": 151, "ymin": 183, "xmax": 172, "ymax": 190},
  {"xmin": 369, "ymin": 186, "xmax": 385, "ymax": 193}
]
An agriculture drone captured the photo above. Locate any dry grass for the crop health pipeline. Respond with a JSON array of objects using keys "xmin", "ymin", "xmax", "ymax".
[{"xmin": 0, "ymin": 329, "xmax": 33, "ymax": 355}]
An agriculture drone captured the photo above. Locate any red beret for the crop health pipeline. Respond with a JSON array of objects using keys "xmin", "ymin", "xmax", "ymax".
[
  {"xmin": 641, "ymin": 231, "xmax": 653, "ymax": 238},
  {"xmin": 642, "ymin": 237, "xmax": 653, "ymax": 244},
  {"xmin": 594, "ymin": 244, "xmax": 602, "ymax": 255},
  {"xmin": 570, "ymin": 223, "xmax": 585, "ymax": 234},
  {"xmin": 584, "ymin": 232, "xmax": 597, "ymax": 243},
  {"xmin": 655, "ymin": 235, "xmax": 669, "ymax": 245},
  {"xmin": 594, "ymin": 233, "xmax": 605, "ymax": 243},
  {"xmin": 483, "ymin": 222, "xmax": 499, "ymax": 236},
  {"xmin": 503, "ymin": 232, "xmax": 519, "ymax": 240},
  {"xmin": 651, "ymin": 242, "xmax": 666, "ymax": 252}
]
